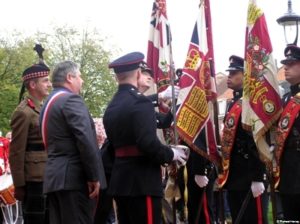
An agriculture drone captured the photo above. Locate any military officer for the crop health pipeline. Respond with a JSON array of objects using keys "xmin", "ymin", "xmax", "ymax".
[
  {"xmin": 217, "ymin": 55, "xmax": 269, "ymax": 224},
  {"xmin": 274, "ymin": 45, "xmax": 300, "ymax": 221},
  {"xmin": 185, "ymin": 137, "xmax": 217, "ymax": 224},
  {"xmin": 138, "ymin": 61, "xmax": 179, "ymax": 128},
  {"xmin": 9, "ymin": 45, "xmax": 52, "ymax": 224},
  {"xmin": 103, "ymin": 52, "xmax": 188, "ymax": 224}
]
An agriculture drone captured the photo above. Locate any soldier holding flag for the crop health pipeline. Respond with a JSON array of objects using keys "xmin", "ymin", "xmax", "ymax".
[
  {"xmin": 103, "ymin": 52, "xmax": 188, "ymax": 224},
  {"xmin": 274, "ymin": 45, "xmax": 300, "ymax": 222},
  {"xmin": 217, "ymin": 55, "xmax": 269, "ymax": 224}
]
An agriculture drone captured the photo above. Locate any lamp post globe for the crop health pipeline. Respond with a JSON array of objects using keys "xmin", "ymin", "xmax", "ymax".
[{"xmin": 277, "ymin": 0, "xmax": 300, "ymax": 45}]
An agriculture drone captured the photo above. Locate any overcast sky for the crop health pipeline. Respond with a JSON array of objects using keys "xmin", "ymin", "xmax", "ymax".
[{"xmin": 0, "ymin": 0, "xmax": 299, "ymax": 73}]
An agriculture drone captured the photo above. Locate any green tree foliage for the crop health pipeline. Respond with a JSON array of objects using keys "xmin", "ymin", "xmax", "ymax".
[
  {"xmin": 0, "ymin": 34, "xmax": 38, "ymax": 134},
  {"xmin": 0, "ymin": 26, "xmax": 118, "ymax": 134}
]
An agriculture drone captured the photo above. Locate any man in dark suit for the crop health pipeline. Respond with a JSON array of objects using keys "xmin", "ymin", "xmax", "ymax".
[
  {"xmin": 40, "ymin": 60, "xmax": 106, "ymax": 224},
  {"xmin": 217, "ymin": 55, "xmax": 269, "ymax": 224},
  {"xmin": 103, "ymin": 52, "xmax": 188, "ymax": 224},
  {"xmin": 275, "ymin": 45, "xmax": 300, "ymax": 221}
]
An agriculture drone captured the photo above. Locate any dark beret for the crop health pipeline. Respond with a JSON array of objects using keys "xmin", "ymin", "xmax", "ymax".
[
  {"xmin": 109, "ymin": 52, "xmax": 145, "ymax": 74},
  {"xmin": 226, "ymin": 55, "xmax": 244, "ymax": 72},
  {"xmin": 22, "ymin": 63, "xmax": 50, "ymax": 81},
  {"xmin": 281, "ymin": 45, "xmax": 300, "ymax": 65}
]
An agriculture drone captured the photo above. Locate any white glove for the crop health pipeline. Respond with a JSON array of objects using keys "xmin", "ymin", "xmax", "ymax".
[
  {"xmin": 195, "ymin": 175, "xmax": 209, "ymax": 188},
  {"xmin": 159, "ymin": 85, "xmax": 180, "ymax": 100},
  {"xmin": 171, "ymin": 145, "xmax": 189, "ymax": 166},
  {"xmin": 251, "ymin": 181, "xmax": 265, "ymax": 198}
]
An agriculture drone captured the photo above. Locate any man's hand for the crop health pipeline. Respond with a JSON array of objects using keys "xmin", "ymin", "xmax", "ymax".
[
  {"xmin": 171, "ymin": 145, "xmax": 189, "ymax": 167},
  {"xmin": 88, "ymin": 181, "xmax": 100, "ymax": 199},
  {"xmin": 158, "ymin": 86, "xmax": 180, "ymax": 101},
  {"xmin": 195, "ymin": 175, "xmax": 209, "ymax": 188},
  {"xmin": 14, "ymin": 186, "xmax": 26, "ymax": 201},
  {"xmin": 251, "ymin": 181, "xmax": 265, "ymax": 198}
]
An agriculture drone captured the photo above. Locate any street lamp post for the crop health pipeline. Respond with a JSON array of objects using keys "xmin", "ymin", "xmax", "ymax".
[{"xmin": 277, "ymin": 0, "xmax": 300, "ymax": 45}]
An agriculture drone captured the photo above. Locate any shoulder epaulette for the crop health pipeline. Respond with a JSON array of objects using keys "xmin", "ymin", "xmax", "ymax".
[
  {"xmin": 27, "ymin": 98, "xmax": 35, "ymax": 109},
  {"xmin": 128, "ymin": 87, "xmax": 143, "ymax": 99}
]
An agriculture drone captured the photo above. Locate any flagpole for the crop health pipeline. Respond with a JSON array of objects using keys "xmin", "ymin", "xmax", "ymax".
[
  {"xmin": 167, "ymin": 22, "xmax": 180, "ymax": 224},
  {"xmin": 205, "ymin": 0, "xmax": 224, "ymax": 221},
  {"xmin": 209, "ymin": 58, "xmax": 225, "ymax": 224},
  {"xmin": 267, "ymin": 163, "xmax": 278, "ymax": 224},
  {"xmin": 169, "ymin": 52, "xmax": 178, "ymax": 145},
  {"xmin": 146, "ymin": 1, "xmax": 180, "ymax": 222}
]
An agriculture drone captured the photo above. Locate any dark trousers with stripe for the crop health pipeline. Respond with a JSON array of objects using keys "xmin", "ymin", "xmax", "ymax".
[
  {"xmin": 187, "ymin": 177, "xmax": 215, "ymax": 224},
  {"xmin": 114, "ymin": 196, "xmax": 162, "ymax": 224},
  {"xmin": 47, "ymin": 188, "xmax": 96, "ymax": 224},
  {"xmin": 227, "ymin": 190, "xmax": 269, "ymax": 224}
]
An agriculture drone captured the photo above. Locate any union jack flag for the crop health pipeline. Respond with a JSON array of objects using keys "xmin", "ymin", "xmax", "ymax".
[
  {"xmin": 176, "ymin": 0, "xmax": 219, "ymax": 164},
  {"xmin": 147, "ymin": 0, "xmax": 173, "ymax": 93}
]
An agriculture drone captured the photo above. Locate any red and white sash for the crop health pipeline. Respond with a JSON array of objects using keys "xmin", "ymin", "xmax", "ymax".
[
  {"xmin": 273, "ymin": 93, "xmax": 300, "ymax": 187},
  {"xmin": 41, "ymin": 91, "xmax": 68, "ymax": 149}
]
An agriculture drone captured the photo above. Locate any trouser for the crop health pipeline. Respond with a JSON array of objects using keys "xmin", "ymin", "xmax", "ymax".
[
  {"xmin": 187, "ymin": 175, "xmax": 215, "ymax": 224},
  {"xmin": 214, "ymin": 189, "xmax": 231, "ymax": 221},
  {"xmin": 23, "ymin": 182, "xmax": 47, "ymax": 224},
  {"xmin": 227, "ymin": 189, "xmax": 269, "ymax": 224},
  {"xmin": 280, "ymin": 193, "xmax": 300, "ymax": 222},
  {"xmin": 114, "ymin": 196, "xmax": 162, "ymax": 224},
  {"xmin": 93, "ymin": 188, "xmax": 114, "ymax": 224},
  {"xmin": 48, "ymin": 188, "xmax": 96, "ymax": 224}
]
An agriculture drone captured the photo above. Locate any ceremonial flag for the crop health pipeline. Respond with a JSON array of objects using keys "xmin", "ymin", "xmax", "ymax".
[
  {"xmin": 242, "ymin": 0, "xmax": 282, "ymax": 163},
  {"xmin": 176, "ymin": 0, "xmax": 219, "ymax": 164},
  {"xmin": 147, "ymin": 0, "xmax": 173, "ymax": 93}
]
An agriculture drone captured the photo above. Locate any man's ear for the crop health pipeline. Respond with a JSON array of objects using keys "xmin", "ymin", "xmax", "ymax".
[
  {"xmin": 66, "ymin": 73, "xmax": 73, "ymax": 83},
  {"xmin": 28, "ymin": 80, "xmax": 36, "ymax": 89},
  {"xmin": 137, "ymin": 70, "xmax": 141, "ymax": 80}
]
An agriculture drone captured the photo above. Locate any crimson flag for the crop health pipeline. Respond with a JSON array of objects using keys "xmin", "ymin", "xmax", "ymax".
[{"xmin": 242, "ymin": 0, "xmax": 282, "ymax": 163}]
